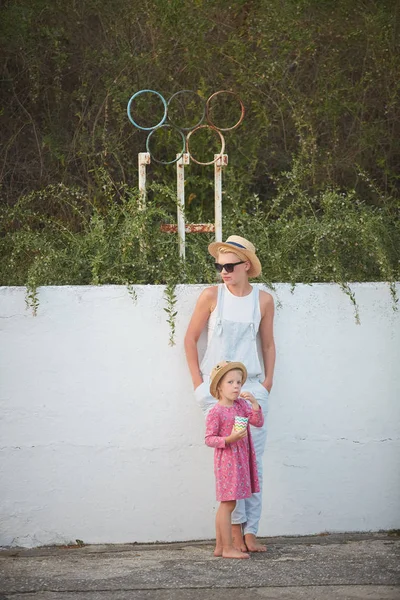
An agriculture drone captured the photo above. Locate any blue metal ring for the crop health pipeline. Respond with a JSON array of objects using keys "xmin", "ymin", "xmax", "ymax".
[
  {"xmin": 146, "ymin": 124, "xmax": 186, "ymax": 165},
  {"xmin": 127, "ymin": 90, "xmax": 167, "ymax": 131}
]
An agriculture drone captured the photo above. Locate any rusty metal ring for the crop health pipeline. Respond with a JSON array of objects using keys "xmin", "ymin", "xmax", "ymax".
[
  {"xmin": 206, "ymin": 90, "xmax": 245, "ymax": 132},
  {"xmin": 167, "ymin": 90, "xmax": 206, "ymax": 132},
  {"xmin": 146, "ymin": 124, "xmax": 186, "ymax": 165},
  {"xmin": 186, "ymin": 125, "xmax": 225, "ymax": 166}
]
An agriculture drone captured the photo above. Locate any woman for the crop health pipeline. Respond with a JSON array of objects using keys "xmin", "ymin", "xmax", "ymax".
[{"xmin": 184, "ymin": 235, "xmax": 276, "ymax": 552}]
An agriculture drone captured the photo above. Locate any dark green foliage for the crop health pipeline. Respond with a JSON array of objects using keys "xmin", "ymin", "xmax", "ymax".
[
  {"xmin": 1, "ymin": 170, "xmax": 398, "ymax": 288},
  {"xmin": 1, "ymin": 0, "xmax": 400, "ymax": 202},
  {"xmin": 0, "ymin": 0, "xmax": 399, "ymax": 310}
]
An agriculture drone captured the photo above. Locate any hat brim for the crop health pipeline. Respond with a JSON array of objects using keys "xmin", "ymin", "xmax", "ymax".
[
  {"xmin": 210, "ymin": 362, "xmax": 248, "ymax": 399},
  {"xmin": 208, "ymin": 242, "xmax": 262, "ymax": 278}
]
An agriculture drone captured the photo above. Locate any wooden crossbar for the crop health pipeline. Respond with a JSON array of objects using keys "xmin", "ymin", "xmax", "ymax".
[{"xmin": 160, "ymin": 224, "xmax": 215, "ymax": 233}]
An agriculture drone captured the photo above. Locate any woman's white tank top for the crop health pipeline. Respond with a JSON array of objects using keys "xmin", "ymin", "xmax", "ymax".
[{"xmin": 207, "ymin": 284, "xmax": 261, "ymax": 344}]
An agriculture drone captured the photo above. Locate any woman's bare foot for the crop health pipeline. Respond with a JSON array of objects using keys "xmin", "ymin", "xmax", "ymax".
[
  {"xmin": 244, "ymin": 533, "xmax": 267, "ymax": 552},
  {"xmin": 222, "ymin": 547, "xmax": 250, "ymax": 559},
  {"xmin": 213, "ymin": 546, "xmax": 223, "ymax": 557},
  {"xmin": 232, "ymin": 524, "xmax": 247, "ymax": 552}
]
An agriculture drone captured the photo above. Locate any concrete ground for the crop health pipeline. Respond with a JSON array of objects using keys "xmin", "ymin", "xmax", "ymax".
[{"xmin": 0, "ymin": 532, "xmax": 399, "ymax": 600}]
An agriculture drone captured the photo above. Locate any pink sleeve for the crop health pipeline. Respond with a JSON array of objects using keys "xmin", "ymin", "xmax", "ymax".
[
  {"xmin": 249, "ymin": 407, "xmax": 264, "ymax": 428},
  {"xmin": 205, "ymin": 409, "xmax": 226, "ymax": 448},
  {"xmin": 238, "ymin": 398, "xmax": 264, "ymax": 428}
]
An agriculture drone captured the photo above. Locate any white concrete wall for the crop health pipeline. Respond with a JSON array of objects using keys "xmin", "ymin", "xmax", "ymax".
[{"xmin": 1, "ymin": 283, "xmax": 399, "ymax": 548}]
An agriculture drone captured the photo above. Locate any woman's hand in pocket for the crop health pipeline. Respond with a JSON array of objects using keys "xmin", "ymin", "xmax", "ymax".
[
  {"xmin": 261, "ymin": 380, "xmax": 272, "ymax": 393},
  {"xmin": 194, "ymin": 379, "xmax": 204, "ymax": 391}
]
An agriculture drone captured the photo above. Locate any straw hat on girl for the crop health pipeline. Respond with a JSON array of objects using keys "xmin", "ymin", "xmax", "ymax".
[{"xmin": 209, "ymin": 360, "xmax": 248, "ymax": 399}]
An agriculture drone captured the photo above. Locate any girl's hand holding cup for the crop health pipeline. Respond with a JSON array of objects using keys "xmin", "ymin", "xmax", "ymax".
[
  {"xmin": 226, "ymin": 416, "xmax": 249, "ymax": 444},
  {"xmin": 226, "ymin": 425, "xmax": 247, "ymax": 445}
]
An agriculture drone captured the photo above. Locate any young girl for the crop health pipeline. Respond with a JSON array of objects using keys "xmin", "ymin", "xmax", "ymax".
[{"xmin": 205, "ymin": 360, "xmax": 264, "ymax": 559}]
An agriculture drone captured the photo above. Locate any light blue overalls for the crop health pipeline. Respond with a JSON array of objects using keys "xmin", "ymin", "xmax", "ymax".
[{"xmin": 195, "ymin": 284, "xmax": 269, "ymax": 535}]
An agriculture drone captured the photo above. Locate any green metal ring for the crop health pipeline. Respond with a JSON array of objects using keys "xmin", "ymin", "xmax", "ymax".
[
  {"xmin": 167, "ymin": 90, "xmax": 206, "ymax": 131},
  {"xmin": 146, "ymin": 124, "xmax": 186, "ymax": 165}
]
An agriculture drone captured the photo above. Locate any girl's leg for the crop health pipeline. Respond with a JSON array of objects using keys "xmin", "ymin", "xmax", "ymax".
[
  {"xmin": 215, "ymin": 501, "xmax": 249, "ymax": 559},
  {"xmin": 232, "ymin": 523, "xmax": 247, "ymax": 552}
]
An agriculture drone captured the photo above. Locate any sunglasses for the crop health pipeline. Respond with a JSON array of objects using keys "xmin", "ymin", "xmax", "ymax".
[{"xmin": 215, "ymin": 261, "xmax": 246, "ymax": 273}]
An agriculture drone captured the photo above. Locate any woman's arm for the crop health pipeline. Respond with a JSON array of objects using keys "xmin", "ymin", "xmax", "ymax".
[
  {"xmin": 259, "ymin": 291, "xmax": 276, "ymax": 392},
  {"xmin": 184, "ymin": 286, "xmax": 217, "ymax": 389}
]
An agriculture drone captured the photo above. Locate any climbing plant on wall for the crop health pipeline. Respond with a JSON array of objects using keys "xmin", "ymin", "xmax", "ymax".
[{"xmin": 1, "ymin": 0, "xmax": 399, "ymax": 340}]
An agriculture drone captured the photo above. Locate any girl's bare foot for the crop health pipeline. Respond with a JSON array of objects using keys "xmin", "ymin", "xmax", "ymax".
[
  {"xmin": 232, "ymin": 524, "xmax": 247, "ymax": 552},
  {"xmin": 244, "ymin": 533, "xmax": 267, "ymax": 552},
  {"xmin": 222, "ymin": 547, "xmax": 250, "ymax": 559},
  {"xmin": 213, "ymin": 546, "xmax": 223, "ymax": 557}
]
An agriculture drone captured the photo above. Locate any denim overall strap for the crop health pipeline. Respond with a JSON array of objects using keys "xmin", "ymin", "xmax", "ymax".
[
  {"xmin": 249, "ymin": 286, "xmax": 260, "ymax": 340},
  {"xmin": 215, "ymin": 284, "xmax": 224, "ymax": 337}
]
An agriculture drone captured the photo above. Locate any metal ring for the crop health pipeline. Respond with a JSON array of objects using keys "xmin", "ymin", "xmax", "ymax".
[
  {"xmin": 146, "ymin": 124, "xmax": 186, "ymax": 165},
  {"xmin": 206, "ymin": 90, "xmax": 245, "ymax": 131},
  {"xmin": 127, "ymin": 90, "xmax": 167, "ymax": 131},
  {"xmin": 167, "ymin": 90, "xmax": 206, "ymax": 131},
  {"xmin": 186, "ymin": 125, "xmax": 225, "ymax": 166}
]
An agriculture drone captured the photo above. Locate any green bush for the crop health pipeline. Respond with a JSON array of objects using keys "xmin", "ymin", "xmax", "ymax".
[
  {"xmin": 1, "ymin": 165, "xmax": 398, "ymax": 311},
  {"xmin": 1, "ymin": 0, "xmax": 399, "ymax": 341}
]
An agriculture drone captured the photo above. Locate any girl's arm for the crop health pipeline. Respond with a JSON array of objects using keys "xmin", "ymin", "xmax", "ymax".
[
  {"xmin": 239, "ymin": 394, "xmax": 264, "ymax": 428},
  {"xmin": 248, "ymin": 408, "xmax": 264, "ymax": 428},
  {"xmin": 205, "ymin": 409, "xmax": 226, "ymax": 448},
  {"xmin": 205, "ymin": 410, "xmax": 247, "ymax": 446}
]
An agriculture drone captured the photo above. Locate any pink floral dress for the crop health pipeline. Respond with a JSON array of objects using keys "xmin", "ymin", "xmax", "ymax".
[{"xmin": 205, "ymin": 398, "xmax": 264, "ymax": 502}]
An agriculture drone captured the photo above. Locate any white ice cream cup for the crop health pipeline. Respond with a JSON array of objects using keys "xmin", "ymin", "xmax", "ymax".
[{"xmin": 234, "ymin": 416, "xmax": 248, "ymax": 432}]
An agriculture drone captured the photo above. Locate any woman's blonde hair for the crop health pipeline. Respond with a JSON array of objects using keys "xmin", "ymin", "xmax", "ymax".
[{"xmin": 217, "ymin": 246, "xmax": 247, "ymax": 262}]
